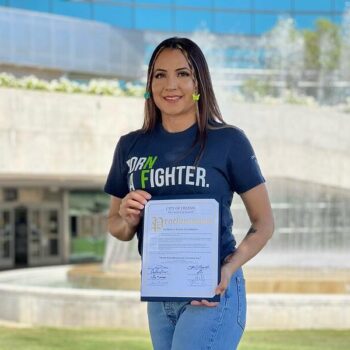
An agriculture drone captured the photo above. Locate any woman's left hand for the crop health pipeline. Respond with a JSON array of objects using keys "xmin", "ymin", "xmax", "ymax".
[{"xmin": 190, "ymin": 263, "xmax": 234, "ymax": 307}]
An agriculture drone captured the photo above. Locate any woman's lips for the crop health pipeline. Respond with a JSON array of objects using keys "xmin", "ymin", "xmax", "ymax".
[{"xmin": 163, "ymin": 96, "xmax": 182, "ymax": 102}]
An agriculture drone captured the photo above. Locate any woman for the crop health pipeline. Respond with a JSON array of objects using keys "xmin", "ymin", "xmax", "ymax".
[{"xmin": 104, "ymin": 37, "xmax": 274, "ymax": 350}]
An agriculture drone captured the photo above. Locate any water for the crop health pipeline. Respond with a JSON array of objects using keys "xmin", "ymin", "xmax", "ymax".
[
  {"xmin": 0, "ymin": 266, "xmax": 78, "ymax": 288},
  {"xmin": 103, "ymin": 25, "xmax": 350, "ymax": 272},
  {"xmin": 261, "ymin": 17, "xmax": 304, "ymax": 91},
  {"xmin": 341, "ymin": 5, "xmax": 350, "ymax": 81},
  {"xmin": 102, "ymin": 177, "xmax": 350, "ymax": 271}
]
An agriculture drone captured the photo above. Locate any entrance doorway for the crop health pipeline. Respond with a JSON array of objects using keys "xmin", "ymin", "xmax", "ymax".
[
  {"xmin": 14, "ymin": 206, "xmax": 28, "ymax": 266},
  {"xmin": 12, "ymin": 205, "xmax": 62, "ymax": 267}
]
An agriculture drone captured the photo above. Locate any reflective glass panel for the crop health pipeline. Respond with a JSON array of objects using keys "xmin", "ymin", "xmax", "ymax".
[
  {"xmin": 176, "ymin": 10, "xmax": 212, "ymax": 32},
  {"xmin": 48, "ymin": 210, "xmax": 58, "ymax": 235},
  {"xmin": 136, "ymin": 0, "xmax": 172, "ymax": 3},
  {"xmin": 94, "ymin": 4, "xmax": 133, "ymax": 28},
  {"xmin": 214, "ymin": 0, "xmax": 252, "ymax": 10},
  {"xmin": 176, "ymin": 0, "xmax": 212, "ymax": 6},
  {"xmin": 9, "ymin": 0, "xmax": 50, "ymax": 12},
  {"xmin": 135, "ymin": 8, "xmax": 172, "ymax": 31},
  {"xmin": 0, "ymin": 211, "xmax": 11, "ymax": 238},
  {"xmin": 50, "ymin": 239, "xmax": 59, "ymax": 255},
  {"xmin": 294, "ymin": 0, "xmax": 332, "ymax": 12},
  {"xmin": 214, "ymin": 12, "xmax": 252, "ymax": 34},
  {"xmin": 255, "ymin": 13, "xmax": 280, "ymax": 34},
  {"xmin": 335, "ymin": 0, "xmax": 347, "ymax": 11},
  {"xmin": 52, "ymin": 0, "xmax": 91, "ymax": 19},
  {"xmin": 333, "ymin": 15, "xmax": 342, "ymax": 24},
  {"xmin": 30, "ymin": 210, "xmax": 41, "ymax": 239},
  {"xmin": 295, "ymin": 15, "xmax": 313, "ymax": 29},
  {"xmin": 30, "ymin": 242, "xmax": 40, "ymax": 257},
  {"xmin": 2, "ymin": 241, "xmax": 10, "ymax": 258},
  {"xmin": 254, "ymin": 0, "xmax": 292, "ymax": 11},
  {"xmin": 295, "ymin": 14, "xmax": 333, "ymax": 29}
]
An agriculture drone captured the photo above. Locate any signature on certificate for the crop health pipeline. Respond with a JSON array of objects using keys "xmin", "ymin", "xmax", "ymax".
[
  {"xmin": 186, "ymin": 265, "xmax": 209, "ymax": 286},
  {"xmin": 148, "ymin": 265, "xmax": 169, "ymax": 280}
]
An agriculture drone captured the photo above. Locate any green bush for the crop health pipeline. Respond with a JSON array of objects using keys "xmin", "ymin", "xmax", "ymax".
[
  {"xmin": 241, "ymin": 78, "xmax": 273, "ymax": 101},
  {"xmin": 0, "ymin": 73, "xmax": 144, "ymax": 97}
]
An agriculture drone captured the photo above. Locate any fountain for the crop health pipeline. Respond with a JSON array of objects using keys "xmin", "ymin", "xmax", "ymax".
[
  {"xmin": 260, "ymin": 17, "xmax": 304, "ymax": 95},
  {"xmin": 1, "ymin": 22, "xmax": 350, "ymax": 330},
  {"xmin": 67, "ymin": 25, "xmax": 350, "ymax": 329},
  {"xmin": 341, "ymin": 5, "xmax": 350, "ymax": 83}
]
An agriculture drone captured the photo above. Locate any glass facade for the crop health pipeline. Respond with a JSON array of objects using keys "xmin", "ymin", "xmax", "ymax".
[{"xmin": 1, "ymin": 0, "xmax": 347, "ymax": 36}]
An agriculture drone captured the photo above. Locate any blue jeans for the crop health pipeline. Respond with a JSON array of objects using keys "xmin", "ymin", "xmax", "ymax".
[{"xmin": 147, "ymin": 267, "xmax": 246, "ymax": 350}]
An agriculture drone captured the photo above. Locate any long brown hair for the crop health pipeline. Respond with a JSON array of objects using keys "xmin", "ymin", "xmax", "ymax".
[{"xmin": 143, "ymin": 37, "xmax": 226, "ymax": 164}]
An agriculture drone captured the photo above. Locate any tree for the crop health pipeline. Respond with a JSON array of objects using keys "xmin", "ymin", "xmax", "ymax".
[{"xmin": 303, "ymin": 18, "xmax": 341, "ymax": 72}]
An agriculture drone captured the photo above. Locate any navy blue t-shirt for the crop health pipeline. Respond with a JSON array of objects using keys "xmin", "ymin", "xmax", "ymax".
[{"xmin": 104, "ymin": 121, "xmax": 265, "ymax": 263}]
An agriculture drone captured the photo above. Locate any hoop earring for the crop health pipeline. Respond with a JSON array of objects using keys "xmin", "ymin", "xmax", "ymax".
[
  {"xmin": 192, "ymin": 93, "xmax": 200, "ymax": 101},
  {"xmin": 144, "ymin": 91, "xmax": 151, "ymax": 99}
]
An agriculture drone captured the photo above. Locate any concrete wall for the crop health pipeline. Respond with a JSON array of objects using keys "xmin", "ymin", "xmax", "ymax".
[{"xmin": 0, "ymin": 88, "xmax": 349, "ymax": 189}]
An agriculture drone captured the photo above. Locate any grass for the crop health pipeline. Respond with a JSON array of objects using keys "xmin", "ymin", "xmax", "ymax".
[
  {"xmin": 239, "ymin": 330, "xmax": 350, "ymax": 350},
  {"xmin": 0, "ymin": 327, "xmax": 349, "ymax": 350},
  {"xmin": 0, "ymin": 328, "xmax": 151, "ymax": 350}
]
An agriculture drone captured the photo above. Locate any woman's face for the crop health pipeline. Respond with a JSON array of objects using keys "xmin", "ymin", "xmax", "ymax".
[{"xmin": 151, "ymin": 48, "xmax": 197, "ymax": 122}]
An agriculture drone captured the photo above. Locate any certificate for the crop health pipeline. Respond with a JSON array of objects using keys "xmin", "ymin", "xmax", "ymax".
[{"xmin": 141, "ymin": 197, "xmax": 220, "ymax": 302}]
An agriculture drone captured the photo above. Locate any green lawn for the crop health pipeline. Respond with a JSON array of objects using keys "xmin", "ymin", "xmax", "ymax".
[
  {"xmin": 0, "ymin": 327, "xmax": 349, "ymax": 350},
  {"xmin": 0, "ymin": 328, "xmax": 150, "ymax": 350},
  {"xmin": 239, "ymin": 330, "xmax": 350, "ymax": 350}
]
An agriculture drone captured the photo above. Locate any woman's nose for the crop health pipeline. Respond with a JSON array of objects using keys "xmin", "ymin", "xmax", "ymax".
[{"xmin": 165, "ymin": 75, "xmax": 177, "ymax": 90}]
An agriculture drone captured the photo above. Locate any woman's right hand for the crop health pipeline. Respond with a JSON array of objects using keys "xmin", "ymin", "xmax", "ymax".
[{"xmin": 119, "ymin": 190, "xmax": 152, "ymax": 228}]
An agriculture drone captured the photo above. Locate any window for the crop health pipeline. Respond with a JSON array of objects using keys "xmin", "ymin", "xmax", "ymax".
[
  {"xmin": 332, "ymin": 15, "xmax": 343, "ymax": 25},
  {"xmin": 254, "ymin": 0, "xmax": 291, "ymax": 12},
  {"xmin": 214, "ymin": 0, "xmax": 252, "ymax": 10},
  {"xmin": 52, "ymin": 0, "xmax": 91, "ymax": 19},
  {"xmin": 94, "ymin": 4, "xmax": 133, "ymax": 28},
  {"xmin": 214, "ymin": 12, "xmax": 252, "ymax": 35},
  {"xmin": 136, "ymin": 0, "xmax": 172, "ymax": 4},
  {"xmin": 176, "ymin": 9, "xmax": 212, "ymax": 32},
  {"xmin": 176, "ymin": 0, "xmax": 212, "ymax": 7},
  {"xmin": 335, "ymin": 0, "xmax": 348, "ymax": 12},
  {"xmin": 9, "ymin": 0, "xmax": 50, "ymax": 12},
  {"xmin": 135, "ymin": 8, "xmax": 172, "ymax": 31},
  {"xmin": 255, "ymin": 13, "xmax": 280, "ymax": 34},
  {"xmin": 3, "ymin": 188, "xmax": 17, "ymax": 202},
  {"xmin": 294, "ymin": 15, "xmax": 319, "ymax": 29},
  {"xmin": 294, "ymin": 0, "xmax": 332, "ymax": 12}
]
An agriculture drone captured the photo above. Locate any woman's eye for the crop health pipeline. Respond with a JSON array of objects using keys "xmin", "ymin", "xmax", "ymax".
[
  {"xmin": 154, "ymin": 73, "xmax": 164, "ymax": 79},
  {"xmin": 178, "ymin": 71, "xmax": 190, "ymax": 77}
]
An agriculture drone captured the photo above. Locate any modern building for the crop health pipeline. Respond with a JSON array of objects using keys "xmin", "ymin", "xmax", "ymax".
[
  {"xmin": 0, "ymin": 0, "xmax": 349, "ymax": 80},
  {"xmin": 1, "ymin": 1, "xmax": 347, "ymax": 35}
]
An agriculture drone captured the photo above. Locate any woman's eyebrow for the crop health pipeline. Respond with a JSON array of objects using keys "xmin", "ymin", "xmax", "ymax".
[
  {"xmin": 154, "ymin": 67, "xmax": 190, "ymax": 72},
  {"xmin": 175, "ymin": 67, "xmax": 190, "ymax": 71}
]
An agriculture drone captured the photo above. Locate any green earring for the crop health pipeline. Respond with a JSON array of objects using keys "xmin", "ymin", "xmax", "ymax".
[
  {"xmin": 192, "ymin": 93, "xmax": 200, "ymax": 101},
  {"xmin": 144, "ymin": 91, "xmax": 151, "ymax": 99}
]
